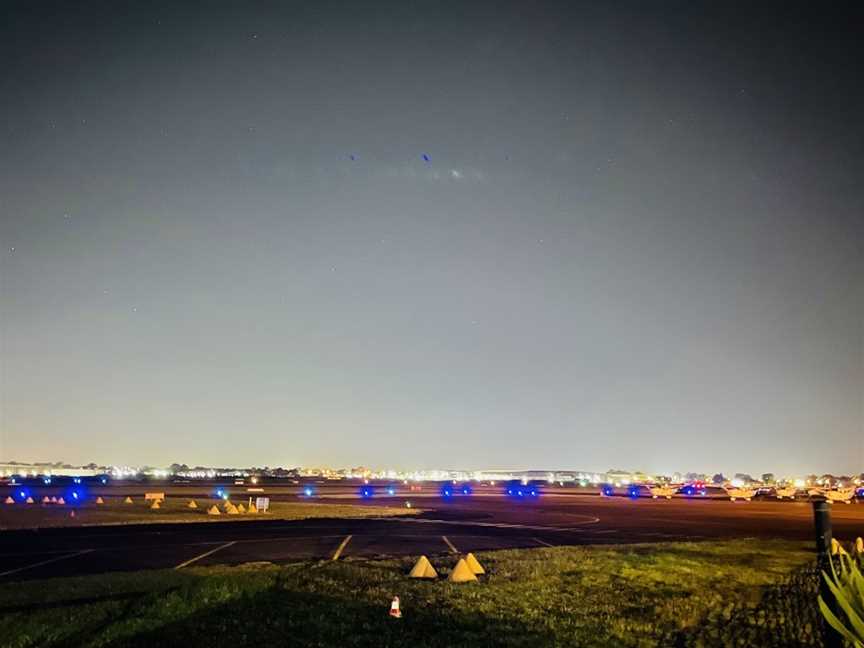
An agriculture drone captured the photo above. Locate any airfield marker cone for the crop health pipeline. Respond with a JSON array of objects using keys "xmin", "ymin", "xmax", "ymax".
[
  {"xmin": 207, "ymin": 505, "xmax": 221, "ymax": 515},
  {"xmin": 4, "ymin": 496, "xmax": 13, "ymax": 504},
  {"xmin": 51, "ymin": 496, "xmax": 58, "ymax": 503},
  {"xmin": 448, "ymin": 558, "xmax": 478, "ymax": 583},
  {"xmin": 48, "ymin": 497, "xmax": 57, "ymax": 505},
  {"xmin": 237, "ymin": 503, "xmax": 246, "ymax": 514},
  {"xmin": 408, "ymin": 555, "xmax": 438, "ymax": 579},
  {"xmin": 96, "ymin": 496, "xmax": 104, "ymax": 505},
  {"xmin": 225, "ymin": 502, "xmax": 239, "ymax": 515},
  {"xmin": 25, "ymin": 496, "xmax": 35, "ymax": 504},
  {"xmin": 187, "ymin": 500, "xmax": 198, "ymax": 509},
  {"xmin": 464, "ymin": 553, "xmax": 485, "ymax": 575},
  {"xmin": 69, "ymin": 510, "xmax": 76, "ymax": 518},
  {"xmin": 389, "ymin": 596, "xmax": 402, "ymax": 618},
  {"xmin": 248, "ymin": 501, "xmax": 258, "ymax": 513},
  {"xmin": 150, "ymin": 500, "xmax": 161, "ymax": 510},
  {"xmin": 124, "ymin": 496, "xmax": 133, "ymax": 504},
  {"xmin": 42, "ymin": 496, "xmax": 50, "ymax": 504}
]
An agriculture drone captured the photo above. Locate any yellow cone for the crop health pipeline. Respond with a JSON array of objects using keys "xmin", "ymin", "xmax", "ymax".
[
  {"xmin": 248, "ymin": 502, "xmax": 258, "ymax": 513},
  {"xmin": 448, "ymin": 558, "xmax": 478, "ymax": 583},
  {"xmin": 4, "ymin": 496, "xmax": 13, "ymax": 504},
  {"xmin": 187, "ymin": 500, "xmax": 198, "ymax": 509},
  {"xmin": 464, "ymin": 553, "xmax": 485, "ymax": 575},
  {"xmin": 55, "ymin": 497, "xmax": 64, "ymax": 505},
  {"xmin": 124, "ymin": 496, "xmax": 133, "ymax": 504},
  {"xmin": 409, "ymin": 555, "xmax": 438, "ymax": 579},
  {"xmin": 237, "ymin": 503, "xmax": 246, "ymax": 513},
  {"xmin": 150, "ymin": 500, "xmax": 161, "ymax": 510},
  {"xmin": 207, "ymin": 505, "xmax": 221, "ymax": 515},
  {"xmin": 855, "ymin": 537, "xmax": 863, "ymax": 555},
  {"xmin": 225, "ymin": 502, "xmax": 239, "ymax": 515},
  {"xmin": 96, "ymin": 497, "xmax": 104, "ymax": 505}
]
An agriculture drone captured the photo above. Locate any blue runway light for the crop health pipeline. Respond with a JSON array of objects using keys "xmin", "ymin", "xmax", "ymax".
[
  {"xmin": 387, "ymin": 487, "xmax": 395, "ymax": 496},
  {"xmin": 601, "ymin": 485, "xmax": 615, "ymax": 497},
  {"xmin": 440, "ymin": 485, "xmax": 453, "ymax": 498},
  {"xmin": 360, "ymin": 486, "xmax": 375, "ymax": 499},
  {"xmin": 461, "ymin": 484, "xmax": 472, "ymax": 496}
]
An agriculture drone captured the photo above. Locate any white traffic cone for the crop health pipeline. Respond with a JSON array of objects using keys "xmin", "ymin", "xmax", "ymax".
[{"xmin": 389, "ymin": 596, "xmax": 402, "ymax": 618}]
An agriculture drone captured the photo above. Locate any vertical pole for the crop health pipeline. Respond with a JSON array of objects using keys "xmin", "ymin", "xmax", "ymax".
[
  {"xmin": 812, "ymin": 499, "xmax": 842, "ymax": 648},
  {"xmin": 812, "ymin": 499, "xmax": 831, "ymax": 557}
]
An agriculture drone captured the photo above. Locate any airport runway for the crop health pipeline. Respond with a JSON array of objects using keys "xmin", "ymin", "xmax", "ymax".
[{"xmin": 1, "ymin": 490, "xmax": 862, "ymax": 582}]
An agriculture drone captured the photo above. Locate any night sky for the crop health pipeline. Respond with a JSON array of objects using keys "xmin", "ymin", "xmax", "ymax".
[{"xmin": 1, "ymin": 1, "xmax": 862, "ymax": 475}]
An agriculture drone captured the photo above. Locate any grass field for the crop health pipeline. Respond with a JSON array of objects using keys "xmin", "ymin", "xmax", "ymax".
[
  {"xmin": 0, "ymin": 539, "xmax": 817, "ymax": 647},
  {"xmin": 0, "ymin": 498, "xmax": 418, "ymax": 530}
]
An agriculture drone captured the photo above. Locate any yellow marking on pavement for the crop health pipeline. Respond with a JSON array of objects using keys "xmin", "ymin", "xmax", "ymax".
[
  {"xmin": 0, "ymin": 549, "xmax": 94, "ymax": 578},
  {"xmin": 331, "ymin": 534, "xmax": 352, "ymax": 560},
  {"xmin": 442, "ymin": 535, "xmax": 458, "ymax": 553},
  {"xmin": 174, "ymin": 541, "xmax": 236, "ymax": 569}
]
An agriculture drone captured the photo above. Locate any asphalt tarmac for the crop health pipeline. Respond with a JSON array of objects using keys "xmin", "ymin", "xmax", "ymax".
[{"xmin": 1, "ymin": 487, "xmax": 862, "ymax": 583}]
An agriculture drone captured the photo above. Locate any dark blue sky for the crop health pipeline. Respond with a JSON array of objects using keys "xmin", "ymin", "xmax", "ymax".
[{"xmin": 1, "ymin": 1, "xmax": 862, "ymax": 475}]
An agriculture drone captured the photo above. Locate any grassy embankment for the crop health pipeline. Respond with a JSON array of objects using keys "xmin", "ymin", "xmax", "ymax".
[
  {"xmin": 0, "ymin": 497, "xmax": 418, "ymax": 530},
  {"xmin": 0, "ymin": 539, "xmax": 816, "ymax": 647}
]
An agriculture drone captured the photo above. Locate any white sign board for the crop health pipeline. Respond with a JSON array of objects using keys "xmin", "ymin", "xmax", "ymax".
[{"xmin": 256, "ymin": 497, "xmax": 270, "ymax": 512}]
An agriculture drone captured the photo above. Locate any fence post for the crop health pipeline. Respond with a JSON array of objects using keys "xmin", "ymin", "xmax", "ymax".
[{"xmin": 812, "ymin": 499, "xmax": 842, "ymax": 648}]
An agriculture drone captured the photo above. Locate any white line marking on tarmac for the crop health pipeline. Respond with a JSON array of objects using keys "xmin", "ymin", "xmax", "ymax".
[
  {"xmin": 175, "ymin": 541, "xmax": 236, "ymax": 569},
  {"xmin": 382, "ymin": 517, "xmax": 600, "ymax": 532},
  {"xmin": 441, "ymin": 535, "xmax": 458, "ymax": 553},
  {"xmin": 331, "ymin": 535, "xmax": 352, "ymax": 561},
  {"xmin": 532, "ymin": 537, "xmax": 555, "ymax": 547},
  {"xmin": 0, "ymin": 549, "xmax": 94, "ymax": 578}
]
